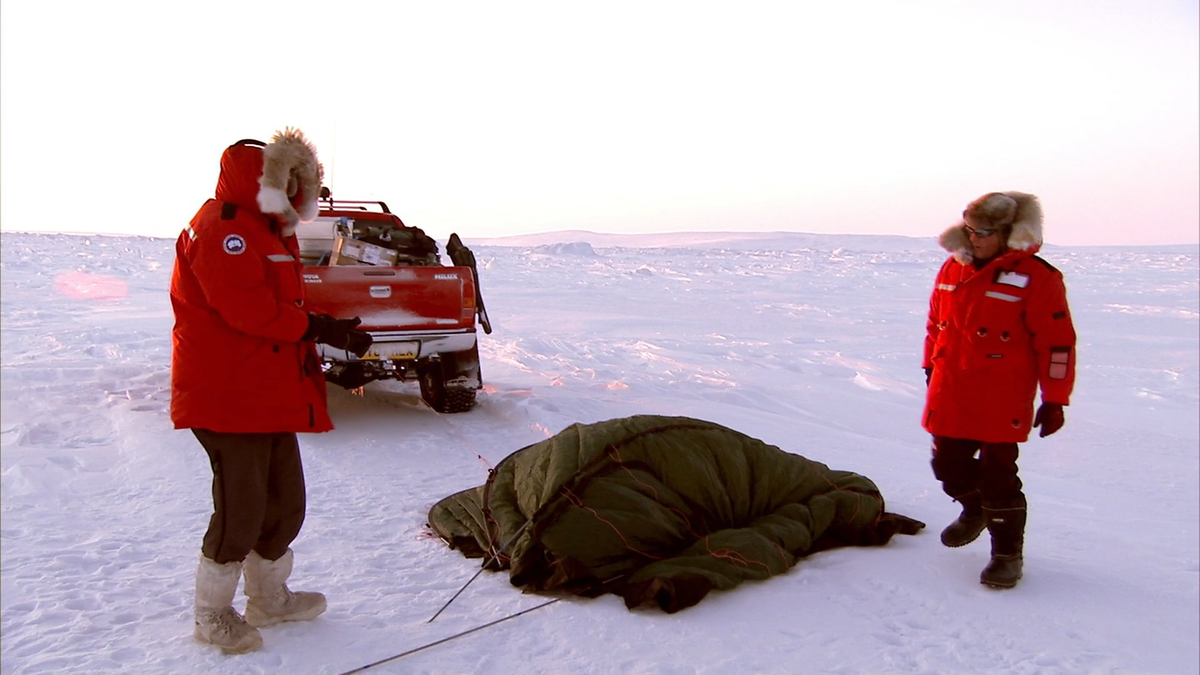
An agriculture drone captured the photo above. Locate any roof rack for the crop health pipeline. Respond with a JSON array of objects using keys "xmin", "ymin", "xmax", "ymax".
[{"xmin": 318, "ymin": 187, "xmax": 391, "ymax": 214}]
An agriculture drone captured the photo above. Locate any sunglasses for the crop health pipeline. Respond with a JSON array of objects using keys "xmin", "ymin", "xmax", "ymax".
[{"xmin": 964, "ymin": 224, "xmax": 997, "ymax": 238}]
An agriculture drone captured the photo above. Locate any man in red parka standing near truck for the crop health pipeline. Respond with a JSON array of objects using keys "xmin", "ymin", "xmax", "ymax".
[
  {"xmin": 170, "ymin": 129, "xmax": 371, "ymax": 654},
  {"xmin": 922, "ymin": 191, "xmax": 1077, "ymax": 589}
]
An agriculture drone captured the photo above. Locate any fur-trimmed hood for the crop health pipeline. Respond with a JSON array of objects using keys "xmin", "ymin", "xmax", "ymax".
[
  {"xmin": 938, "ymin": 191, "xmax": 1043, "ymax": 265},
  {"xmin": 212, "ymin": 129, "xmax": 324, "ymax": 235},
  {"xmin": 256, "ymin": 128, "xmax": 324, "ymax": 232}
]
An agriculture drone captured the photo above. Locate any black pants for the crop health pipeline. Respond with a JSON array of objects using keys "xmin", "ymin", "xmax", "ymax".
[
  {"xmin": 193, "ymin": 429, "xmax": 307, "ymax": 564},
  {"xmin": 930, "ymin": 436, "xmax": 1024, "ymax": 506}
]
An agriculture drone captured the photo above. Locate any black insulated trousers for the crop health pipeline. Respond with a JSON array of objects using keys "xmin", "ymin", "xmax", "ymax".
[{"xmin": 193, "ymin": 429, "xmax": 307, "ymax": 564}]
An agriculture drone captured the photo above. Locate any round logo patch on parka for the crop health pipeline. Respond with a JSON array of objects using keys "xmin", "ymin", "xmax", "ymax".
[{"xmin": 223, "ymin": 234, "xmax": 247, "ymax": 255}]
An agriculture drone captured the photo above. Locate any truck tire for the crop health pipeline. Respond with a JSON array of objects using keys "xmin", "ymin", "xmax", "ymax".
[{"xmin": 418, "ymin": 348, "xmax": 479, "ymax": 414}]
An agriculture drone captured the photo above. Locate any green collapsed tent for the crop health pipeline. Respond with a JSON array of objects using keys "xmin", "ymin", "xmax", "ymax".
[{"xmin": 428, "ymin": 415, "xmax": 924, "ymax": 613}]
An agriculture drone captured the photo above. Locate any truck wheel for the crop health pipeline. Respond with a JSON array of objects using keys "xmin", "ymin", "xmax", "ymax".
[
  {"xmin": 440, "ymin": 387, "xmax": 477, "ymax": 414},
  {"xmin": 418, "ymin": 357, "xmax": 477, "ymax": 414}
]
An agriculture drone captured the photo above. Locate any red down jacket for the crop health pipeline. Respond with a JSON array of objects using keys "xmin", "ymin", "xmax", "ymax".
[
  {"xmin": 169, "ymin": 141, "xmax": 333, "ymax": 433},
  {"xmin": 922, "ymin": 246, "xmax": 1076, "ymax": 443}
]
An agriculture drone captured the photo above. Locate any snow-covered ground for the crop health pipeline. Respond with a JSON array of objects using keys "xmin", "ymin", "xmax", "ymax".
[{"xmin": 1, "ymin": 230, "xmax": 1196, "ymax": 674}]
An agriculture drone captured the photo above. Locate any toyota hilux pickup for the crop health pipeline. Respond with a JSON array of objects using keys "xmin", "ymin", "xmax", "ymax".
[{"xmin": 295, "ymin": 194, "xmax": 491, "ymax": 413}]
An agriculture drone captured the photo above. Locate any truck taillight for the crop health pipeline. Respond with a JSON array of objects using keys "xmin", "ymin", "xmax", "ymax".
[
  {"xmin": 462, "ymin": 276, "xmax": 476, "ymax": 308},
  {"xmin": 462, "ymin": 276, "xmax": 476, "ymax": 323}
]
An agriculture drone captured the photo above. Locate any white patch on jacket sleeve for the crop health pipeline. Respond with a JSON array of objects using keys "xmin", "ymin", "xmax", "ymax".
[
  {"xmin": 1049, "ymin": 347, "xmax": 1071, "ymax": 380},
  {"xmin": 995, "ymin": 271, "xmax": 1030, "ymax": 288},
  {"xmin": 267, "ymin": 254, "xmax": 295, "ymax": 262},
  {"xmin": 936, "ymin": 283, "xmax": 956, "ymax": 291},
  {"xmin": 222, "ymin": 234, "xmax": 247, "ymax": 255},
  {"xmin": 984, "ymin": 290, "xmax": 1021, "ymax": 302}
]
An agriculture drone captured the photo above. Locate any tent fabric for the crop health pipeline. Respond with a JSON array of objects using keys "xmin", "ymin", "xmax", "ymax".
[{"xmin": 428, "ymin": 415, "xmax": 924, "ymax": 613}]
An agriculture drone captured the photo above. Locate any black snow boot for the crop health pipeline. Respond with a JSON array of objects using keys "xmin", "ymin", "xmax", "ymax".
[
  {"xmin": 941, "ymin": 491, "xmax": 985, "ymax": 548},
  {"xmin": 980, "ymin": 500, "xmax": 1026, "ymax": 589}
]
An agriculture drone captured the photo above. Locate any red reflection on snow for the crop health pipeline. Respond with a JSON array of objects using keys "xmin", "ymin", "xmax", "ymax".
[{"xmin": 53, "ymin": 272, "xmax": 129, "ymax": 300}]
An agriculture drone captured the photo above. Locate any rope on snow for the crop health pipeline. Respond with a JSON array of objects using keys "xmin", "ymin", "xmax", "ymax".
[
  {"xmin": 338, "ymin": 598, "xmax": 561, "ymax": 674},
  {"xmin": 426, "ymin": 519, "xmax": 532, "ymax": 623}
]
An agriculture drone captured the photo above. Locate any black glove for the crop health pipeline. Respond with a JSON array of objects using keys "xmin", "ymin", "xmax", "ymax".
[
  {"xmin": 923, "ymin": 367, "xmax": 933, "ymax": 386},
  {"xmin": 1033, "ymin": 402, "xmax": 1065, "ymax": 438},
  {"xmin": 303, "ymin": 314, "xmax": 373, "ymax": 358}
]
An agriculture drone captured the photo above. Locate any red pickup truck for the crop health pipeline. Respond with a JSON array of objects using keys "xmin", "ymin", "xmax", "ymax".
[{"xmin": 295, "ymin": 196, "xmax": 491, "ymax": 413}]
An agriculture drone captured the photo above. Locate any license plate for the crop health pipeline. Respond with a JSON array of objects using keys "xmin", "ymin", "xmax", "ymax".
[{"xmin": 365, "ymin": 341, "xmax": 419, "ymax": 360}]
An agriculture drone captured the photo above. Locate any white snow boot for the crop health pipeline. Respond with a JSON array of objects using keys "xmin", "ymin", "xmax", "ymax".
[
  {"xmin": 194, "ymin": 556, "xmax": 263, "ymax": 654},
  {"xmin": 243, "ymin": 548, "xmax": 327, "ymax": 628}
]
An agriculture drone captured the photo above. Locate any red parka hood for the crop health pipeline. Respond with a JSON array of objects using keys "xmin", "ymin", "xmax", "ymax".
[
  {"xmin": 215, "ymin": 142, "xmax": 267, "ymax": 216},
  {"xmin": 211, "ymin": 129, "xmax": 324, "ymax": 234}
]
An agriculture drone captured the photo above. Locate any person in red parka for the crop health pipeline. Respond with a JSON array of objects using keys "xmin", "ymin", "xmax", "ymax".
[
  {"xmin": 922, "ymin": 191, "xmax": 1076, "ymax": 590},
  {"xmin": 171, "ymin": 129, "xmax": 371, "ymax": 654}
]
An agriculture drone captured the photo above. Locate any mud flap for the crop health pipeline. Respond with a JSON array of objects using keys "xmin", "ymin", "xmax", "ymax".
[{"xmin": 447, "ymin": 233, "xmax": 492, "ymax": 334}]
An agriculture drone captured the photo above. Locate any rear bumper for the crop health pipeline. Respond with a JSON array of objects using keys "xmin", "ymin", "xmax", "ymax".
[{"xmin": 316, "ymin": 329, "xmax": 477, "ymax": 362}]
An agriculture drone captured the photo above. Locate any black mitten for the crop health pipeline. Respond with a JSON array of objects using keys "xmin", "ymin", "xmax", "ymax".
[
  {"xmin": 303, "ymin": 314, "xmax": 374, "ymax": 358},
  {"xmin": 1034, "ymin": 402, "xmax": 1065, "ymax": 437},
  {"xmin": 342, "ymin": 329, "xmax": 374, "ymax": 359}
]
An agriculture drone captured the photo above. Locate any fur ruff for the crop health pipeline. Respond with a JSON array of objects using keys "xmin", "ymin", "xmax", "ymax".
[
  {"xmin": 939, "ymin": 191, "xmax": 1044, "ymax": 264},
  {"xmin": 256, "ymin": 127, "xmax": 324, "ymax": 228}
]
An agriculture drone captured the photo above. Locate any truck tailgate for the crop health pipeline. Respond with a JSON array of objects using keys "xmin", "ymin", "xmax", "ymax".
[{"xmin": 302, "ymin": 266, "xmax": 476, "ymax": 332}]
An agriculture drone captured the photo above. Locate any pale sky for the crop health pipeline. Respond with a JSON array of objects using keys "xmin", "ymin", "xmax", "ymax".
[{"xmin": 2, "ymin": 1, "xmax": 1197, "ymax": 245}]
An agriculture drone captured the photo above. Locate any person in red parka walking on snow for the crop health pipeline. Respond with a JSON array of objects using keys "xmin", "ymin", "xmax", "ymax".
[
  {"xmin": 170, "ymin": 129, "xmax": 372, "ymax": 654},
  {"xmin": 922, "ymin": 191, "xmax": 1077, "ymax": 589}
]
